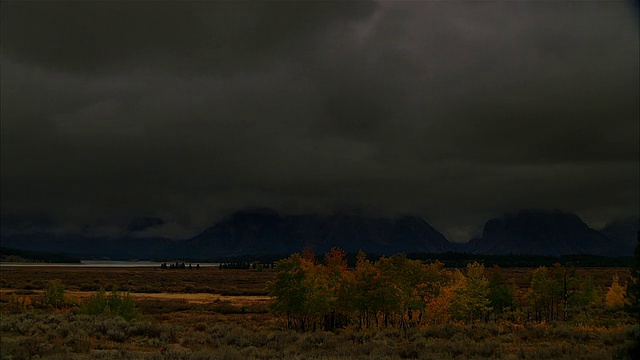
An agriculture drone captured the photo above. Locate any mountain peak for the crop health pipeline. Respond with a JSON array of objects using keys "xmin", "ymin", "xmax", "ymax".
[
  {"xmin": 483, "ymin": 209, "xmax": 586, "ymax": 237},
  {"xmin": 601, "ymin": 216, "xmax": 640, "ymax": 248},
  {"xmin": 469, "ymin": 209, "xmax": 632, "ymax": 256},
  {"xmin": 184, "ymin": 210, "xmax": 452, "ymax": 258}
]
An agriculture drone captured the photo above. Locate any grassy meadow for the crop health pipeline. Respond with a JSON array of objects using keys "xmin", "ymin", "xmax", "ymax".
[{"xmin": 1, "ymin": 265, "xmax": 638, "ymax": 359}]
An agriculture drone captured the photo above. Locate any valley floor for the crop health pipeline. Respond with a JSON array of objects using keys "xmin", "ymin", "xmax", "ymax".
[{"xmin": 0, "ymin": 266, "xmax": 637, "ymax": 359}]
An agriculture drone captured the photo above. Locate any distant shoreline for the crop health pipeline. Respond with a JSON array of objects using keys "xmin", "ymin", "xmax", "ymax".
[{"xmin": 0, "ymin": 261, "xmax": 221, "ymax": 268}]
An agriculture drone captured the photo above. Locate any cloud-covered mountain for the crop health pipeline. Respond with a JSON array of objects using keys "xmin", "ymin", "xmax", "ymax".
[
  {"xmin": 0, "ymin": 209, "xmax": 453, "ymax": 260},
  {"xmin": 466, "ymin": 209, "xmax": 634, "ymax": 257},
  {"xmin": 600, "ymin": 216, "xmax": 639, "ymax": 249},
  {"xmin": 174, "ymin": 208, "xmax": 452, "ymax": 259},
  {"xmin": 1, "ymin": 209, "xmax": 636, "ymax": 260}
]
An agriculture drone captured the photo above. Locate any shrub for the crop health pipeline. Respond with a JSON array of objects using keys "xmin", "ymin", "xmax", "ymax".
[
  {"xmin": 65, "ymin": 332, "xmax": 92, "ymax": 353},
  {"xmin": 81, "ymin": 288, "xmax": 140, "ymax": 320},
  {"xmin": 45, "ymin": 280, "xmax": 66, "ymax": 308},
  {"xmin": 194, "ymin": 322, "xmax": 207, "ymax": 332},
  {"xmin": 7, "ymin": 294, "xmax": 32, "ymax": 313}
]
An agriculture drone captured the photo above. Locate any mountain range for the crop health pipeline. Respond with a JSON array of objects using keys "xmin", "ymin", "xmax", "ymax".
[
  {"xmin": 1, "ymin": 209, "xmax": 637, "ymax": 261},
  {"xmin": 466, "ymin": 210, "xmax": 635, "ymax": 257}
]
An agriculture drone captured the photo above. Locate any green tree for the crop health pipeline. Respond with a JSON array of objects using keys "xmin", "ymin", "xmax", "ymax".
[
  {"xmin": 301, "ymin": 259, "xmax": 332, "ymax": 331},
  {"xmin": 464, "ymin": 262, "xmax": 492, "ymax": 322},
  {"xmin": 267, "ymin": 253, "xmax": 310, "ymax": 330},
  {"xmin": 526, "ymin": 264, "xmax": 596, "ymax": 322},
  {"xmin": 487, "ymin": 265, "xmax": 516, "ymax": 316},
  {"xmin": 375, "ymin": 254, "xmax": 427, "ymax": 329},
  {"xmin": 344, "ymin": 251, "xmax": 385, "ymax": 329},
  {"xmin": 527, "ymin": 266, "xmax": 555, "ymax": 322},
  {"xmin": 552, "ymin": 263, "xmax": 595, "ymax": 321},
  {"xmin": 267, "ymin": 253, "xmax": 331, "ymax": 331},
  {"xmin": 45, "ymin": 280, "xmax": 65, "ymax": 308}
]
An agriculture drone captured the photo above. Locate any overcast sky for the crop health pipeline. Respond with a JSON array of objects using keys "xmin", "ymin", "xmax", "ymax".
[{"xmin": 2, "ymin": 1, "xmax": 638, "ymax": 242}]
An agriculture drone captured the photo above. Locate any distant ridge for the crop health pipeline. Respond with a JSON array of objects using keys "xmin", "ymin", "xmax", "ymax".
[
  {"xmin": 175, "ymin": 209, "xmax": 453, "ymax": 259},
  {"xmin": 466, "ymin": 209, "xmax": 633, "ymax": 257},
  {"xmin": 1, "ymin": 209, "xmax": 636, "ymax": 260}
]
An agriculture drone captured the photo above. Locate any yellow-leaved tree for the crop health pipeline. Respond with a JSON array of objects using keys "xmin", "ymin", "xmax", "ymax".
[
  {"xmin": 605, "ymin": 274, "xmax": 626, "ymax": 307},
  {"xmin": 453, "ymin": 262, "xmax": 492, "ymax": 323}
]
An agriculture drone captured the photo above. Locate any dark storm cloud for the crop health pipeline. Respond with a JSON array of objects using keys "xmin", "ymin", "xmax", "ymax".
[
  {"xmin": 1, "ymin": 1, "xmax": 638, "ymax": 241},
  {"xmin": 2, "ymin": 1, "xmax": 376, "ymax": 74}
]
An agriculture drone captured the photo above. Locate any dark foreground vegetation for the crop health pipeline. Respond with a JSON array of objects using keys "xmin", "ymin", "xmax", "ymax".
[
  {"xmin": 2, "ymin": 310, "xmax": 637, "ymax": 360},
  {"xmin": 1, "ymin": 242, "xmax": 638, "ymax": 359}
]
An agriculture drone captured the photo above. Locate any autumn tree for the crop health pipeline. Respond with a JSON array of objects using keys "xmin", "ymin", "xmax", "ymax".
[
  {"xmin": 527, "ymin": 266, "xmax": 556, "ymax": 322},
  {"xmin": 374, "ymin": 254, "xmax": 431, "ymax": 329},
  {"xmin": 301, "ymin": 245, "xmax": 317, "ymax": 264},
  {"xmin": 347, "ymin": 251, "xmax": 385, "ymax": 329},
  {"xmin": 605, "ymin": 274, "xmax": 626, "ymax": 308},
  {"xmin": 551, "ymin": 264, "xmax": 596, "ymax": 321},
  {"xmin": 450, "ymin": 262, "xmax": 491, "ymax": 323},
  {"xmin": 424, "ymin": 268, "xmax": 460, "ymax": 325},
  {"xmin": 415, "ymin": 261, "xmax": 450, "ymax": 326},
  {"xmin": 268, "ymin": 253, "xmax": 330, "ymax": 331},
  {"xmin": 368, "ymin": 255, "xmax": 400, "ymax": 328},
  {"xmin": 323, "ymin": 247, "xmax": 349, "ymax": 330},
  {"xmin": 399, "ymin": 256, "xmax": 431, "ymax": 327},
  {"xmin": 526, "ymin": 264, "xmax": 595, "ymax": 322},
  {"xmin": 302, "ymin": 261, "xmax": 332, "ymax": 331}
]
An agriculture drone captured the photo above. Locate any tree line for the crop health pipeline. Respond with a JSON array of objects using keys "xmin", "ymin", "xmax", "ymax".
[
  {"xmin": 219, "ymin": 261, "xmax": 274, "ymax": 270},
  {"xmin": 267, "ymin": 247, "xmax": 633, "ymax": 332}
]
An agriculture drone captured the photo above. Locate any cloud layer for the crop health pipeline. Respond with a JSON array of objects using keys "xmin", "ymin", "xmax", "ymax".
[{"xmin": 2, "ymin": 1, "xmax": 638, "ymax": 241}]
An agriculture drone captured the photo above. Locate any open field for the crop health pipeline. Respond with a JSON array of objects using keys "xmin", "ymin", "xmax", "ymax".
[
  {"xmin": 1, "ymin": 266, "xmax": 637, "ymax": 359},
  {"xmin": 0, "ymin": 267, "xmax": 273, "ymax": 295},
  {"xmin": 0, "ymin": 265, "xmax": 629, "ymax": 294}
]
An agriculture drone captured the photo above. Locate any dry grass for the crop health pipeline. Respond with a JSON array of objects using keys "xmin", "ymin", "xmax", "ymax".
[
  {"xmin": 0, "ymin": 289, "xmax": 270, "ymax": 305},
  {"xmin": 0, "ymin": 266, "xmax": 274, "ymax": 295},
  {"xmin": 1, "ymin": 265, "xmax": 628, "ymax": 292}
]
